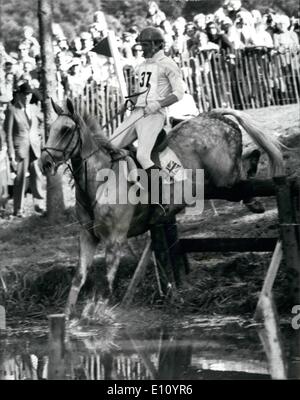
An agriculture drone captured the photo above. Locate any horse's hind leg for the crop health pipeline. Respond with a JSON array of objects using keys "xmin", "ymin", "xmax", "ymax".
[{"xmin": 65, "ymin": 228, "xmax": 99, "ymax": 318}]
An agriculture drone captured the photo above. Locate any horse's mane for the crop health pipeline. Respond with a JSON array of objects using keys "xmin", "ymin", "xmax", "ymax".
[{"xmin": 79, "ymin": 112, "xmax": 116, "ymax": 155}]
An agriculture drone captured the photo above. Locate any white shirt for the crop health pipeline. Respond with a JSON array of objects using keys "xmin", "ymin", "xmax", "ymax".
[{"xmin": 135, "ymin": 50, "xmax": 185, "ymax": 108}]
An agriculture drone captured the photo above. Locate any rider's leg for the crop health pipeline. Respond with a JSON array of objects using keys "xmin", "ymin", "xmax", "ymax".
[
  {"xmin": 109, "ymin": 109, "xmax": 142, "ymax": 149},
  {"xmin": 135, "ymin": 113, "xmax": 165, "ymax": 169},
  {"xmin": 135, "ymin": 113, "xmax": 170, "ymax": 219}
]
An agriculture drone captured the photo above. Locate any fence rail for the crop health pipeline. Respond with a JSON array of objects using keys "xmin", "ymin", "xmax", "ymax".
[{"xmin": 69, "ymin": 47, "xmax": 300, "ymax": 136}]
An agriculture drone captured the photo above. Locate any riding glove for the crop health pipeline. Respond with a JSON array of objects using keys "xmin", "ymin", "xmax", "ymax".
[{"xmin": 144, "ymin": 101, "xmax": 161, "ymax": 116}]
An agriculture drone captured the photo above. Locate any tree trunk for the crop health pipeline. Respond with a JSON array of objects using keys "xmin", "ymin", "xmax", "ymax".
[{"xmin": 38, "ymin": 0, "xmax": 65, "ymax": 223}]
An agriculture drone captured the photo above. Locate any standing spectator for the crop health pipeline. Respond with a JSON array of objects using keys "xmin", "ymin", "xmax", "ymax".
[
  {"xmin": 263, "ymin": 9, "xmax": 278, "ymax": 40},
  {"xmin": 30, "ymin": 55, "xmax": 43, "ymax": 88},
  {"xmin": 289, "ymin": 17, "xmax": 300, "ymax": 42},
  {"xmin": 193, "ymin": 13, "xmax": 206, "ymax": 32},
  {"xmin": 130, "ymin": 44, "xmax": 145, "ymax": 68},
  {"xmin": 4, "ymin": 82, "xmax": 44, "ymax": 217},
  {"xmin": 89, "ymin": 23, "xmax": 103, "ymax": 45},
  {"xmin": 147, "ymin": 1, "xmax": 166, "ymax": 27},
  {"xmin": 78, "ymin": 32, "xmax": 94, "ymax": 55},
  {"xmin": 234, "ymin": 12, "xmax": 256, "ymax": 47},
  {"xmin": 252, "ymin": 21, "xmax": 274, "ymax": 48},
  {"xmin": 223, "ymin": 17, "xmax": 245, "ymax": 49},
  {"xmin": 185, "ymin": 22, "xmax": 198, "ymax": 52},
  {"xmin": 65, "ymin": 60, "xmax": 86, "ymax": 97},
  {"xmin": 219, "ymin": 18, "xmax": 236, "ymax": 51},
  {"xmin": 20, "ymin": 26, "xmax": 40, "ymax": 58},
  {"xmin": 121, "ymin": 32, "xmax": 135, "ymax": 59},
  {"xmin": 172, "ymin": 19, "xmax": 188, "ymax": 57},
  {"xmin": 93, "ymin": 10, "xmax": 109, "ymax": 38},
  {"xmin": 273, "ymin": 16, "xmax": 299, "ymax": 51},
  {"xmin": 15, "ymin": 43, "xmax": 35, "ymax": 81},
  {"xmin": 19, "ymin": 60, "xmax": 35, "ymax": 85},
  {"xmin": 251, "ymin": 9, "xmax": 262, "ymax": 25},
  {"xmin": 1, "ymin": 71, "xmax": 15, "ymax": 103},
  {"xmin": 205, "ymin": 22, "xmax": 222, "ymax": 50},
  {"xmin": 0, "ymin": 103, "xmax": 11, "ymax": 210},
  {"xmin": 214, "ymin": 0, "xmax": 230, "ymax": 24},
  {"xmin": 227, "ymin": 0, "xmax": 252, "ymax": 23},
  {"xmin": 160, "ymin": 20, "xmax": 174, "ymax": 56}
]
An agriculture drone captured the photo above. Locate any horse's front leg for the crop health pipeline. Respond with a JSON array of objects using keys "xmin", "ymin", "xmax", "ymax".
[
  {"xmin": 65, "ymin": 228, "xmax": 99, "ymax": 318},
  {"xmin": 105, "ymin": 237, "xmax": 125, "ymax": 296}
]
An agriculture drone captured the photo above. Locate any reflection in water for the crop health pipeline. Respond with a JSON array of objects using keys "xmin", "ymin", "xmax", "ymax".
[
  {"xmin": 255, "ymin": 290, "xmax": 300, "ymax": 380},
  {"xmin": 255, "ymin": 293, "xmax": 287, "ymax": 379},
  {"xmin": 0, "ymin": 315, "xmax": 297, "ymax": 380}
]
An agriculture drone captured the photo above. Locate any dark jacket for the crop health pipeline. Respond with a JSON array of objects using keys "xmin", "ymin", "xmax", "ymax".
[{"xmin": 4, "ymin": 99, "xmax": 43, "ymax": 161}]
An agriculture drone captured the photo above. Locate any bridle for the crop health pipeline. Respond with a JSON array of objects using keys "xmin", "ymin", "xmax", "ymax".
[
  {"xmin": 41, "ymin": 113, "xmax": 82, "ymax": 167},
  {"xmin": 41, "ymin": 113, "xmax": 98, "ymax": 218}
]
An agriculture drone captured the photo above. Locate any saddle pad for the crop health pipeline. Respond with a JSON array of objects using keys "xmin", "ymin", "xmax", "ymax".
[{"xmin": 158, "ymin": 147, "xmax": 186, "ymax": 183}]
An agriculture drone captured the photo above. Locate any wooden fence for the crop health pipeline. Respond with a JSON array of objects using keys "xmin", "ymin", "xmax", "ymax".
[
  {"xmin": 180, "ymin": 47, "xmax": 300, "ymax": 112},
  {"xmin": 69, "ymin": 47, "xmax": 300, "ymax": 136}
]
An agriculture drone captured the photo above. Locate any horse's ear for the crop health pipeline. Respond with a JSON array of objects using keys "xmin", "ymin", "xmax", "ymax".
[
  {"xmin": 51, "ymin": 98, "xmax": 64, "ymax": 115},
  {"xmin": 66, "ymin": 98, "xmax": 75, "ymax": 116}
]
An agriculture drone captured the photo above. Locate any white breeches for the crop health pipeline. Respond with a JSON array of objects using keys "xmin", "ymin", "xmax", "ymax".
[{"xmin": 109, "ymin": 108, "xmax": 165, "ymax": 169}]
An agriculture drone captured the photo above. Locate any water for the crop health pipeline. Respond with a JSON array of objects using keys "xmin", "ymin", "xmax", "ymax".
[{"xmin": 0, "ymin": 315, "xmax": 296, "ymax": 380}]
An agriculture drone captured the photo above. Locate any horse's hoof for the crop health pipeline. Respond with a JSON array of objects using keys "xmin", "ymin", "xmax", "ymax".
[{"xmin": 244, "ymin": 199, "xmax": 265, "ymax": 214}]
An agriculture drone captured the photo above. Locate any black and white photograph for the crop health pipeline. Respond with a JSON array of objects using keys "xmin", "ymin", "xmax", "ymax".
[{"xmin": 0, "ymin": 0, "xmax": 299, "ymax": 385}]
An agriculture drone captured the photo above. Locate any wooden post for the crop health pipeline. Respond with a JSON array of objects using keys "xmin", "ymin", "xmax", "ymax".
[
  {"xmin": 256, "ymin": 293, "xmax": 287, "ymax": 379},
  {"xmin": 274, "ymin": 176, "xmax": 300, "ymax": 380},
  {"xmin": 48, "ymin": 314, "xmax": 66, "ymax": 380},
  {"xmin": 256, "ymin": 240, "xmax": 283, "ymax": 301},
  {"xmin": 290, "ymin": 49, "xmax": 300, "ymax": 103},
  {"xmin": 150, "ymin": 224, "xmax": 176, "ymax": 297},
  {"xmin": 163, "ymin": 215, "xmax": 189, "ymax": 286},
  {"xmin": 243, "ymin": 50, "xmax": 255, "ymax": 109},
  {"xmin": 107, "ymin": 30, "xmax": 128, "ymax": 102},
  {"xmin": 122, "ymin": 239, "xmax": 152, "ymax": 307},
  {"xmin": 274, "ymin": 176, "xmax": 300, "ymax": 306},
  {"xmin": 38, "ymin": 0, "xmax": 65, "ymax": 223}
]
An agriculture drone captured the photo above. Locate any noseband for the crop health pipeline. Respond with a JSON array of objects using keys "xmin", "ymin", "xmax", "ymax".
[{"xmin": 41, "ymin": 113, "xmax": 82, "ymax": 166}]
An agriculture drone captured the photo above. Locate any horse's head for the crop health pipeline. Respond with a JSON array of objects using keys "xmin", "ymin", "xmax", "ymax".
[{"xmin": 40, "ymin": 98, "xmax": 81, "ymax": 175}]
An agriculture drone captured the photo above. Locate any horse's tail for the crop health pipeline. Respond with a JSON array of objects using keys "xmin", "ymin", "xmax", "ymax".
[{"xmin": 210, "ymin": 108, "xmax": 285, "ymax": 177}]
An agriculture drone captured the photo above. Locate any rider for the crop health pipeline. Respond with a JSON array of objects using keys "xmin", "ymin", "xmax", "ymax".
[{"xmin": 110, "ymin": 26, "xmax": 185, "ymax": 190}]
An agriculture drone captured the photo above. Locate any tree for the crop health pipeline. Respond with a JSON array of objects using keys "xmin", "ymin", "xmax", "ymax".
[{"xmin": 38, "ymin": 0, "xmax": 65, "ymax": 223}]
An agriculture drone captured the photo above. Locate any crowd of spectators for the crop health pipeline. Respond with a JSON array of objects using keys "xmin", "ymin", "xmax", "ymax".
[
  {"xmin": 0, "ymin": 1, "xmax": 299, "ymax": 105},
  {"xmin": 0, "ymin": 1, "xmax": 299, "ymax": 216}
]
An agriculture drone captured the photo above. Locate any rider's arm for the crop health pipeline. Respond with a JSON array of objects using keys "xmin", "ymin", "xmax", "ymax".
[
  {"xmin": 164, "ymin": 60, "xmax": 185, "ymax": 102},
  {"xmin": 158, "ymin": 93, "xmax": 179, "ymax": 108},
  {"xmin": 157, "ymin": 60, "xmax": 185, "ymax": 109}
]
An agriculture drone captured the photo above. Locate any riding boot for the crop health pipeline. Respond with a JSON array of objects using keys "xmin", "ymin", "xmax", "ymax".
[{"xmin": 145, "ymin": 165, "xmax": 169, "ymax": 220}]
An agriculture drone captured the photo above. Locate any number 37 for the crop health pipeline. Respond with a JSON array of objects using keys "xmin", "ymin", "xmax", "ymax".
[{"xmin": 140, "ymin": 71, "xmax": 152, "ymax": 88}]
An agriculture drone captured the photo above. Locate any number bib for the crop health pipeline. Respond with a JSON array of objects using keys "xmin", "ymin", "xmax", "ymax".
[{"xmin": 136, "ymin": 63, "xmax": 159, "ymax": 107}]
